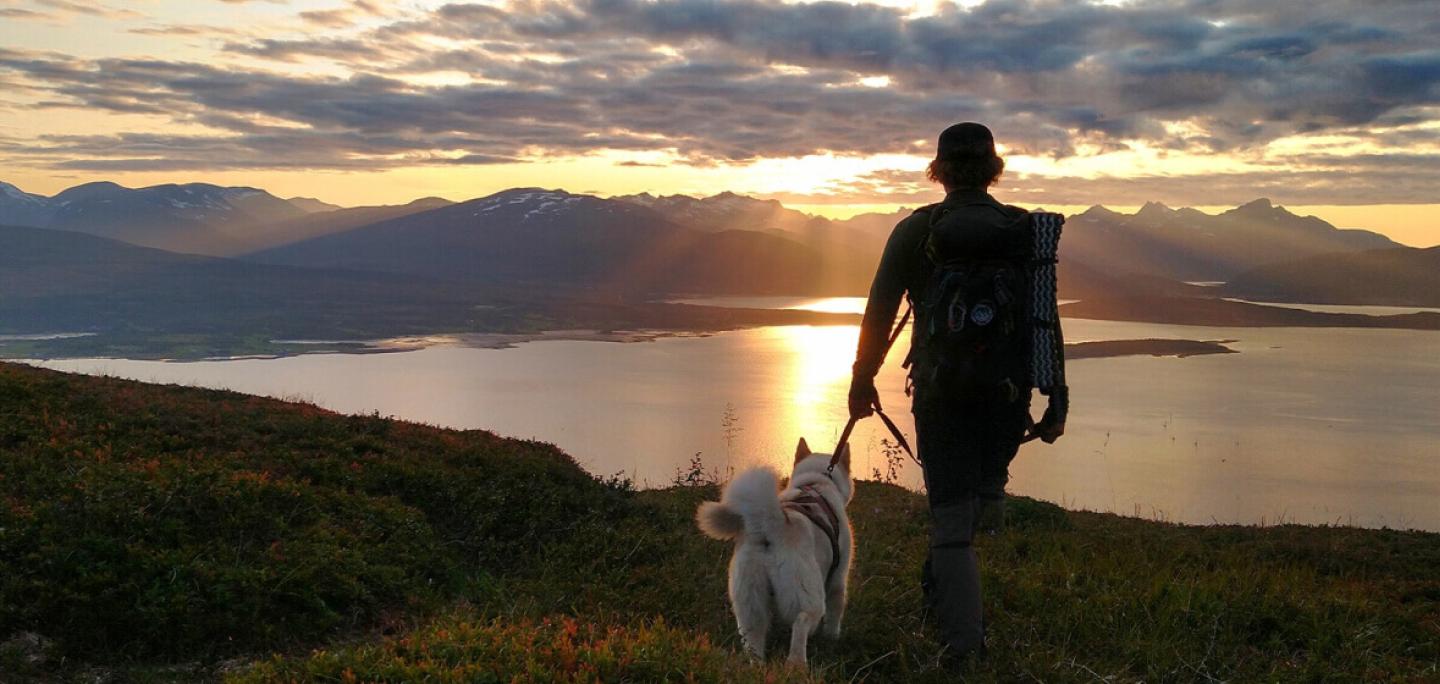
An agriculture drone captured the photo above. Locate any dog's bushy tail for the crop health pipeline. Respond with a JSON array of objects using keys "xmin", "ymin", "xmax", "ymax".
[{"xmin": 696, "ymin": 467, "xmax": 783, "ymax": 542}]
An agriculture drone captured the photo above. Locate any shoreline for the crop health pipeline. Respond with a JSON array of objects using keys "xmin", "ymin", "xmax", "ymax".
[
  {"xmin": 1061, "ymin": 296, "xmax": 1440, "ymax": 330},
  {"xmin": 8, "ymin": 328, "xmax": 1237, "ymax": 363},
  {"xmin": 8, "ymin": 292, "xmax": 1439, "ymax": 361}
]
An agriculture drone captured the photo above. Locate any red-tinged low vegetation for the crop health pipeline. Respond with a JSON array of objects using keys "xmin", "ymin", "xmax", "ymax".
[
  {"xmin": 0, "ymin": 361, "xmax": 1436, "ymax": 682},
  {"xmin": 235, "ymin": 616, "xmax": 815, "ymax": 684}
]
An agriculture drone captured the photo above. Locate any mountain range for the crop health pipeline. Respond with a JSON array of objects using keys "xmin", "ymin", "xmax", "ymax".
[
  {"xmin": 1065, "ymin": 199, "xmax": 1399, "ymax": 282},
  {"xmin": 0, "ymin": 223, "xmax": 482, "ymax": 338},
  {"xmin": 2, "ymin": 179, "xmax": 1435, "ymax": 317},
  {"xmin": 0, "ymin": 181, "xmax": 448, "ymax": 256},
  {"xmin": 247, "ymin": 189, "xmax": 861, "ymax": 295}
]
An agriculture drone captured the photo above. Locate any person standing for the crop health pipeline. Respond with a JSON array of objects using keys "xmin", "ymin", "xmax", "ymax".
[{"xmin": 847, "ymin": 122, "xmax": 1068, "ymax": 660}]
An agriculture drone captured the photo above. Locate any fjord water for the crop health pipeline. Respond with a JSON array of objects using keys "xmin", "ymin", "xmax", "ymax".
[{"xmin": 30, "ymin": 302, "xmax": 1440, "ymax": 531}]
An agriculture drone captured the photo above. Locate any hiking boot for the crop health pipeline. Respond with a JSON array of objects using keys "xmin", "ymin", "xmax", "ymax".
[
  {"xmin": 929, "ymin": 500, "xmax": 985, "ymax": 658},
  {"xmin": 938, "ymin": 639, "xmax": 987, "ymax": 674}
]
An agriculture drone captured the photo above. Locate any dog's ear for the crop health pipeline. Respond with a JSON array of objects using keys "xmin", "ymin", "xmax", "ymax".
[
  {"xmin": 794, "ymin": 437, "xmax": 811, "ymax": 463},
  {"xmin": 839, "ymin": 442, "xmax": 851, "ymax": 470}
]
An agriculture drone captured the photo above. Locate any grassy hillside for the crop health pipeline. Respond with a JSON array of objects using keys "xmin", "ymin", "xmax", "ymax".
[{"xmin": 0, "ymin": 362, "xmax": 1435, "ymax": 682}]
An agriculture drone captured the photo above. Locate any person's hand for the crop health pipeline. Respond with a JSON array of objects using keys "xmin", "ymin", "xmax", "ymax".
[
  {"xmin": 848, "ymin": 376, "xmax": 879, "ymax": 421},
  {"xmin": 1034, "ymin": 385, "xmax": 1068, "ymax": 444},
  {"xmin": 1034, "ymin": 417, "xmax": 1065, "ymax": 443}
]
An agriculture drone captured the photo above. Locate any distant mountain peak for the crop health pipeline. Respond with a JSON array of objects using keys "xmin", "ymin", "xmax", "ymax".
[
  {"xmin": 489, "ymin": 186, "xmax": 561, "ymax": 198},
  {"xmin": 707, "ymin": 191, "xmax": 783, "ymax": 208},
  {"xmin": 0, "ymin": 181, "xmax": 54, "ymax": 227},
  {"xmin": 466, "ymin": 188, "xmax": 605, "ymax": 222},
  {"xmin": 614, "ymin": 189, "xmax": 817, "ymax": 234},
  {"xmin": 286, "ymin": 196, "xmax": 344, "ymax": 214},
  {"xmin": 52, "ymin": 181, "xmax": 127, "ymax": 204},
  {"xmin": 1137, "ymin": 201, "xmax": 1174, "ymax": 216},
  {"xmin": 0, "ymin": 181, "xmax": 44, "ymax": 203},
  {"xmin": 1222, "ymin": 198, "xmax": 1314, "ymax": 224},
  {"xmin": 1235, "ymin": 198, "xmax": 1275, "ymax": 212},
  {"xmin": 69, "ymin": 181, "xmax": 125, "ymax": 190},
  {"xmin": 1079, "ymin": 204, "xmax": 1120, "ymax": 218}
]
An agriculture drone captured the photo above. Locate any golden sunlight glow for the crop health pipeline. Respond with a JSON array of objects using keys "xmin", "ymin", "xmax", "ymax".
[
  {"xmin": 748, "ymin": 323, "xmax": 922, "ymax": 480},
  {"xmin": 777, "ymin": 325, "xmax": 858, "ymax": 407},
  {"xmin": 764, "ymin": 325, "xmax": 860, "ymax": 469},
  {"xmin": 1007, "ymin": 143, "xmax": 1262, "ymax": 180},
  {"xmin": 732, "ymin": 153, "xmax": 925, "ymax": 195},
  {"xmin": 786, "ymin": 203, "xmax": 914, "ymax": 219},
  {"xmin": 781, "ymin": 297, "xmax": 869, "ymax": 315}
]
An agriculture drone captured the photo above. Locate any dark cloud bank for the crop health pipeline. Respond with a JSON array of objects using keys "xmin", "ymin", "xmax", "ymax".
[{"xmin": 1, "ymin": 0, "xmax": 1437, "ymax": 204}]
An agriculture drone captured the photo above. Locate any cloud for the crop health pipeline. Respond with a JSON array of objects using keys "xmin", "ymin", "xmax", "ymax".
[
  {"xmin": 127, "ymin": 24, "xmax": 242, "ymax": 37},
  {"xmin": 0, "ymin": 8, "xmax": 52, "ymax": 20},
  {"xmin": 298, "ymin": 0, "xmax": 389, "ymax": 28},
  {"xmin": 776, "ymin": 144, "xmax": 1440, "ymax": 206},
  {"xmin": 298, "ymin": 9, "xmax": 357, "ymax": 27},
  {"xmin": 0, "ymin": 0, "xmax": 1437, "ymax": 205},
  {"xmin": 32, "ymin": 0, "xmax": 144, "ymax": 20},
  {"xmin": 213, "ymin": 0, "xmax": 1440, "ymax": 151}
]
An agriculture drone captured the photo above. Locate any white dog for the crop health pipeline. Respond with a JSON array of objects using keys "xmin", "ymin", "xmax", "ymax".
[{"xmin": 696, "ymin": 438, "xmax": 854, "ymax": 665}]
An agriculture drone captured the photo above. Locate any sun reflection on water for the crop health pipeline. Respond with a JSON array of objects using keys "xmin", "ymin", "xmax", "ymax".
[
  {"xmin": 779, "ymin": 297, "xmax": 867, "ymax": 315},
  {"xmin": 664, "ymin": 295, "xmax": 868, "ymax": 315},
  {"xmin": 751, "ymin": 324, "xmax": 862, "ymax": 470}
]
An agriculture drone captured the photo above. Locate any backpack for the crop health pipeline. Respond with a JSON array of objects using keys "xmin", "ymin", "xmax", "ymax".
[{"xmin": 910, "ymin": 201, "xmax": 1034, "ymax": 400}]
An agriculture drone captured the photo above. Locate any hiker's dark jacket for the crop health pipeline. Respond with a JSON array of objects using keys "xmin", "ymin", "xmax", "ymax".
[{"xmin": 852, "ymin": 188, "xmax": 1033, "ymax": 384}]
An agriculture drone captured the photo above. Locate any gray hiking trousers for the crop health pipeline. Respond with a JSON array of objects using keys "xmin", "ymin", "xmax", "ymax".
[{"xmin": 913, "ymin": 383, "xmax": 1030, "ymax": 657}]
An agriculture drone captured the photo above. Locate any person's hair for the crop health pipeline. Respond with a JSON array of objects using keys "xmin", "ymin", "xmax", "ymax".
[{"xmin": 926, "ymin": 154, "xmax": 1004, "ymax": 190}]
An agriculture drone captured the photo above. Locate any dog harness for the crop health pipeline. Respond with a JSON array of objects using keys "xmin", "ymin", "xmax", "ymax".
[{"xmin": 782, "ymin": 484, "xmax": 843, "ymax": 584}]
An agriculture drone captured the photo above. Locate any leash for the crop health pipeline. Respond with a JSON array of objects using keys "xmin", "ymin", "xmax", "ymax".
[
  {"xmin": 829, "ymin": 403, "xmax": 918, "ymax": 475},
  {"xmin": 1019, "ymin": 415, "xmax": 1041, "ymax": 444},
  {"xmin": 829, "ymin": 304, "xmax": 917, "ymax": 475}
]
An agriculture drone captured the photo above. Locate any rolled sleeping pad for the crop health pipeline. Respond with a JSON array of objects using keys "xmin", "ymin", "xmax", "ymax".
[{"xmin": 1029, "ymin": 212, "xmax": 1065, "ymax": 392}]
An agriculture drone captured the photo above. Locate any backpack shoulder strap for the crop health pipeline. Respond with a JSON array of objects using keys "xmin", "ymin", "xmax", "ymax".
[
  {"xmin": 927, "ymin": 197, "xmax": 1018, "ymax": 226},
  {"xmin": 911, "ymin": 202, "xmax": 943, "ymax": 215},
  {"xmin": 910, "ymin": 202, "xmax": 944, "ymax": 227}
]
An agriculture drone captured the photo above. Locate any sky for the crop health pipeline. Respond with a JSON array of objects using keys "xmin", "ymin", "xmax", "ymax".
[{"xmin": 1, "ymin": 0, "xmax": 1437, "ymax": 245}]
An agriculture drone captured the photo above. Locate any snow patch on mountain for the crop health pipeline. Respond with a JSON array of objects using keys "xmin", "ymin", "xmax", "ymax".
[
  {"xmin": 0, "ymin": 181, "xmax": 45, "ymax": 204},
  {"xmin": 469, "ymin": 189, "xmax": 599, "ymax": 221}
]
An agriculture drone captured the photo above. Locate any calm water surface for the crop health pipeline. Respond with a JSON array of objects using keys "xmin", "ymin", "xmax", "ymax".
[{"xmin": 28, "ymin": 301, "xmax": 1440, "ymax": 531}]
